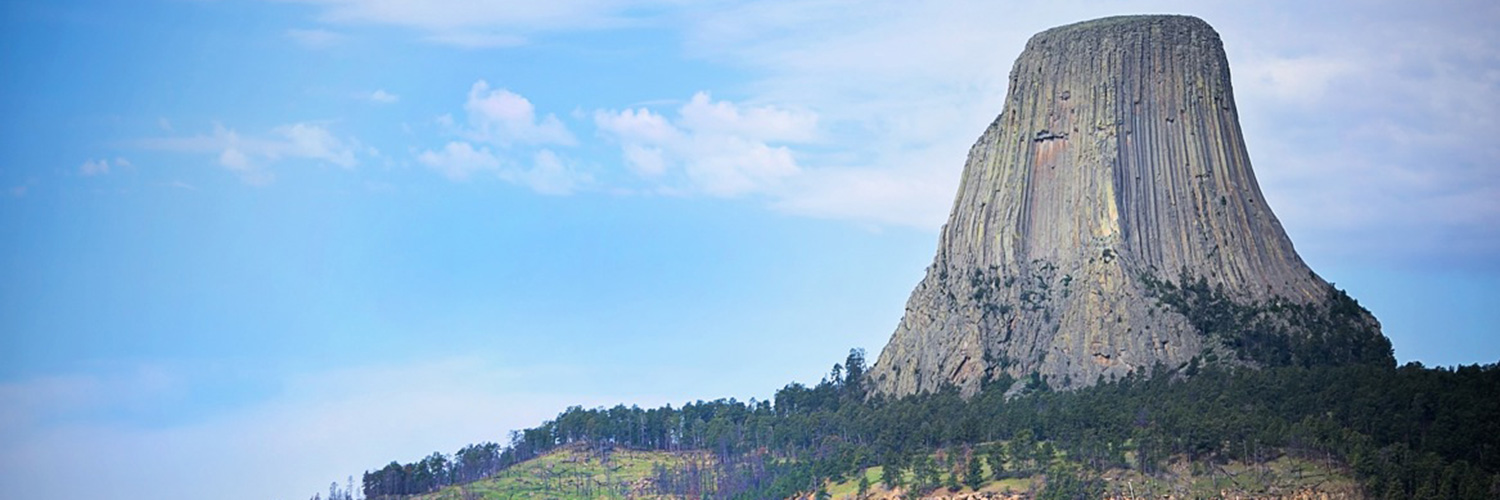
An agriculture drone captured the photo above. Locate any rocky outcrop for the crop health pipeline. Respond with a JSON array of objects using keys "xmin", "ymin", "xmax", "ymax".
[{"xmin": 869, "ymin": 15, "xmax": 1391, "ymax": 397}]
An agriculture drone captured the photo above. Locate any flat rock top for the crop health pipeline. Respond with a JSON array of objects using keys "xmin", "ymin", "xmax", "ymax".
[
  {"xmin": 1033, "ymin": 14, "xmax": 1213, "ymax": 38},
  {"xmin": 1020, "ymin": 14, "xmax": 1223, "ymax": 63}
]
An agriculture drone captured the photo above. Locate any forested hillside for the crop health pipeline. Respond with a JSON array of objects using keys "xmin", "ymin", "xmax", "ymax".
[{"xmin": 344, "ymin": 350, "xmax": 1500, "ymax": 499}]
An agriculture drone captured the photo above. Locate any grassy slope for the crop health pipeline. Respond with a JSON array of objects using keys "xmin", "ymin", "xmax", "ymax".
[
  {"xmin": 822, "ymin": 464, "xmax": 1034, "ymax": 499},
  {"xmin": 414, "ymin": 443, "xmax": 1359, "ymax": 499},
  {"xmin": 819, "ymin": 449, "xmax": 1360, "ymax": 499},
  {"xmin": 413, "ymin": 444, "xmax": 711, "ymax": 500}
]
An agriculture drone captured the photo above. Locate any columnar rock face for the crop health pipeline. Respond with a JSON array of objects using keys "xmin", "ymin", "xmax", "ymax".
[{"xmin": 868, "ymin": 15, "xmax": 1389, "ymax": 397}]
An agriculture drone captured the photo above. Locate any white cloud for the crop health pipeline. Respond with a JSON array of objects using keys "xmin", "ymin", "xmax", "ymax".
[
  {"xmin": 678, "ymin": 92, "xmax": 818, "ymax": 142},
  {"xmin": 78, "ymin": 158, "xmax": 110, "ymax": 176},
  {"xmin": 419, "ymin": 84, "xmax": 590, "ymax": 194},
  {"xmin": 137, "ymin": 122, "xmax": 361, "ymax": 185},
  {"xmin": 365, "ymin": 89, "xmax": 400, "ymax": 103},
  {"xmin": 218, "ymin": 147, "xmax": 250, "ymax": 170},
  {"xmin": 463, "ymin": 80, "xmax": 575, "ymax": 146},
  {"xmin": 595, "ymin": 93, "xmax": 811, "ymax": 197},
  {"xmin": 74, "ymin": 157, "xmax": 132, "ymax": 178},
  {"xmin": 771, "ymin": 157, "xmax": 959, "ymax": 229},
  {"xmin": 509, "ymin": 149, "xmax": 589, "ymax": 195},
  {"xmin": 417, "ymin": 141, "xmax": 502, "ymax": 181},
  {"xmin": 418, "ymin": 142, "xmax": 588, "ymax": 194},
  {"xmin": 594, "ymin": 107, "xmax": 678, "ymax": 144},
  {"xmin": 276, "ymin": 123, "xmax": 359, "ymax": 168},
  {"xmin": 621, "ymin": 143, "xmax": 666, "ymax": 176},
  {"xmin": 683, "ymin": 135, "xmax": 799, "ymax": 197}
]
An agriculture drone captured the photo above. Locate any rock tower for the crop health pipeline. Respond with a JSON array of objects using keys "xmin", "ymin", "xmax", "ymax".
[{"xmin": 868, "ymin": 15, "xmax": 1391, "ymax": 397}]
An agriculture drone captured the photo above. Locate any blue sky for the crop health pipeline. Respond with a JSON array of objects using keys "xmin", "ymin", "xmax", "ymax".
[{"xmin": 2, "ymin": 1, "xmax": 1497, "ymax": 499}]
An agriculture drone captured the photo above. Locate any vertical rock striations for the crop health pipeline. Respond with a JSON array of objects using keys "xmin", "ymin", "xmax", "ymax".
[{"xmin": 868, "ymin": 15, "xmax": 1392, "ymax": 397}]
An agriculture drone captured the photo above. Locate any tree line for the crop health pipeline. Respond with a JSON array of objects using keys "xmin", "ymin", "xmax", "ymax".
[
  {"xmin": 361, "ymin": 442, "xmax": 510, "ymax": 498},
  {"xmin": 351, "ymin": 344, "xmax": 1498, "ymax": 499}
]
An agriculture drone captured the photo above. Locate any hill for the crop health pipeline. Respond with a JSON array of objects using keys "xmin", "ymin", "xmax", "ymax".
[
  {"xmin": 409, "ymin": 444, "xmax": 710, "ymax": 500},
  {"xmin": 817, "ymin": 452, "xmax": 1362, "ymax": 500},
  {"xmin": 403, "ymin": 434, "xmax": 1366, "ymax": 499},
  {"xmin": 399, "ymin": 429, "xmax": 1374, "ymax": 498},
  {"xmin": 353, "ymin": 356, "xmax": 1500, "ymax": 500}
]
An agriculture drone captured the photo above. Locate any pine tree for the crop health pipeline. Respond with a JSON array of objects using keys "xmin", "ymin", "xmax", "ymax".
[
  {"xmin": 964, "ymin": 452, "xmax": 985, "ymax": 490},
  {"xmin": 881, "ymin": 462, "xmax": 902, "ymax": 491},
  {"xmin": 987, "ymin": 444, "xmax": 1009, "ymax": 480}
]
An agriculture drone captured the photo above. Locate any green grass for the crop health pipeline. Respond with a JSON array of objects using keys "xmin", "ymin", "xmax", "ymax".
[
  {"xmin": 412, "ymin": 443, "xmax": 1357, "ymax": 500},
  {"xmin": 819, "ymin": 447, "xmax": 1355, "ymax": 499},
  {"xmin": 413, "ymin": 444, "xmax": 710, "ymax": 500},
  {"xmin": 821, "ymin": 449, "xmax": 1036, "ymax": 500},
  {"xmin": 1097, "ymin": 454, "xmax": 1360, "ymax": 499},
  {"xmin": 824, "ymin": 466, "xmax": 880, "ymax": 498}
]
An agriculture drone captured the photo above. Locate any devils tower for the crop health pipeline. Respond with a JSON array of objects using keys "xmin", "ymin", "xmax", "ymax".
[{"xmin": 868, "ymin": 15, "xmax": 1392, "ymax": 397}]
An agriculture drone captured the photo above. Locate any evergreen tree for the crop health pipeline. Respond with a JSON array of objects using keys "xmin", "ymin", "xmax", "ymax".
[
  {"xmin": 880, "ymin": 461, "xmax": 902, "ymax": 491},
  {"xmin": 964, "ymin": 451, "xmax": 985, "ymax": 490},
  {"xmin": 986, "ymin": 444, "xmax": 1009, "ymax": 480},
  {"xmin": 1011, "ymin": 429, "xmax": 1036, "ymax": 473}
]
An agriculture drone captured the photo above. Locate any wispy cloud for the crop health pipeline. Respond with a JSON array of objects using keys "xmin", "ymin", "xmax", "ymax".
[
  {"xmin": 137, "ymin": 123, "xmax": 361, "ymax": 185},
  {"xmin": 5, "ymin": 178, "xmax": 38, "ymax": 198},
  {"xmin": 417, "ymin": 142, "xmax": 589, "ymax": 194},
  {"xmin": 418, "ymin": 141, "xmax": 502, "ymax": 181},
  {"xmin": 164, "ymin": 180, "xmax": 198, "ymax": 191},
  {"xmin": 510, "ymin": 149, "xmax": 589, "ymax": 195},
  {"xmin": 770, "ymin": 156, "xmax": 960, "ymax": 230},
  {"xmin": 364, "ymin": 89, "xmax": 400, "ymax": 104},
  {"xmin": 78, "ymin": 157, "xmax": 132, "ymax": 177},
  {"xmin": 78, "ymin": 158, "xmax": 111, "ymax": 176}
]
